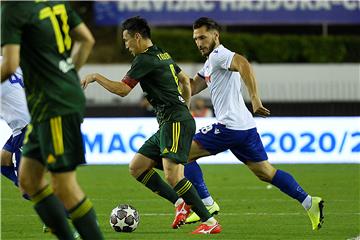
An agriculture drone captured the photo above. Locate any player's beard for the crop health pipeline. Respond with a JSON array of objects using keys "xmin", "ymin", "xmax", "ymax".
[{"xmin": 204, "ymin": 40, "xmax": 217, "ymax": 57}]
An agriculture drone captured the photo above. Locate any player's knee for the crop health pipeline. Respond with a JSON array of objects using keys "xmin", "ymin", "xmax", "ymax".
[
  {"xmin": 18, "ymin": 174, "xmax": 34, "ymax": 194},
  {"xmin": 256, "ymin": 173, "xmax": 272, "ymax": 183},
  {"xmin": 254, "ymin": 169, "xmax": 274, "ymax": 182},
  {"xmin": 51, "ymin": 179, "xmax": 66, "ymax": 198},
  {"xmin": 129, "ymin": 163, "xmax": 142, "ymax": 178},
  {"xmin": 249, "ymin": 161, "xmax": 276, "ymax": 183},
  {"xmin": 164, "ymin": 173, "xmax": 176, "ymax": 187},
  {"xmin": 164, "ymin": 171, "xmax": 182, "ymax": 187},
  {"xmin": 52, "ymin": 187, "xmax": 67, "ymax": 202},
  {"xmin": 52, "ymin": 180, "xmax": 83, "ymax": 208},
  {"xmin": 1, "ymin": 150, "xmax": 13, "ymax": 166}
]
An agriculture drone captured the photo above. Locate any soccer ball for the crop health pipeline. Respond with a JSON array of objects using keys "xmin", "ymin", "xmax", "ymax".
[{"xmin": 109, "ymin": 204, "xmax": 140, "ymax": 232}]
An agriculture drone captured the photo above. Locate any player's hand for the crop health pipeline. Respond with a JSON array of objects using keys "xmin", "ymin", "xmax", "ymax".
[
  {"xmin": 251, "ymin": 96, "xmax": 270, "ymax": 117},
  {"xmin": 81, "ymin": 74, "xmax": 97, "ymax": 89}
]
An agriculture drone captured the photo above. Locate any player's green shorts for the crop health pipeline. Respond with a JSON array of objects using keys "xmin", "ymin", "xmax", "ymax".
[
  {"xmin": 22, "ymin": 113, "xmax": 86, "ymax": 173},
  {"xmin": 138, "ymin": 118, "xmax": 196, "ymax": 165}
]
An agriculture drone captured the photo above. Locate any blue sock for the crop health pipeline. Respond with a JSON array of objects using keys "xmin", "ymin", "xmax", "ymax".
[
  {"xmin": 184, "ymin": 161, "xmax": 210, "ymax": 199},
  {"xmin": 1, "ymin": 166, "xmax": 18, "ymax": 186},
  {"xmin": 271, "ymin": 169, "xmax": 308, "ymax": 203}
]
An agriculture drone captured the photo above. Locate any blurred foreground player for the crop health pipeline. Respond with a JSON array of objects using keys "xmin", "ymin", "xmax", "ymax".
[{"xmin": 1, "ymin": 1, "xmax": 103, "ymax": 239}]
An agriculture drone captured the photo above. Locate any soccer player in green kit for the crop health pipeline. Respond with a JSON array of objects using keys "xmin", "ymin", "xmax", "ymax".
[
  {"xmin": 82, "ymin": 16, "xmax": 222, "ymax": 234},
  {"xmin": 1, "ymin": 1, "xmax": 104, "ymax": 239}
]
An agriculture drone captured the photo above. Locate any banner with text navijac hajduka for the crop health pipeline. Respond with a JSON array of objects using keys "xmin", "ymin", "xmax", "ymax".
[
  {"xmin": 2, "ymin": 117, "xmax": 358, "ymax": 165},
  {"xmin": 94, "ymin": 0, "xmax": 360, "ymax": 26}
]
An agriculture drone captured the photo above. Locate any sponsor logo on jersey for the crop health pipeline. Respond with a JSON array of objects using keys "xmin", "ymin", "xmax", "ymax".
[
  {"xmin": 9, "ymin": 72, "xmax": 24, "ymax": 87},
  {"xmin": 47, "ymin": 154, "xmax": 56, "ymax": 164},
  {"xmin": 178, "ymin": 95, "xmax": 185, "ymax": 103},
  {"xmin": 59, "ymin": 57, "xmax": 75, "ymax": 73}
]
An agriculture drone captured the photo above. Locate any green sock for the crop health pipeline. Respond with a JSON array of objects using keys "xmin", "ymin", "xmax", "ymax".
[
  {"xmin": 69, "ymin": 197, "xmax": 104, "ymax": 240},
  {"xmin": 32, "ymin": 185, "xmax": 74, "ymax": 240},
  {"xmin": 137, "ymin": 168, "xmax": 178, "ymax": 204},
  {"xmin": 174, "ymin": 178, "xmax": 211, "ymax": 222}
]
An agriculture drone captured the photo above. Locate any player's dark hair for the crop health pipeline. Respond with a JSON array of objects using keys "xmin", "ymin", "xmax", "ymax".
[
  {"xmin": 122, "ymin": 16, "xmax": 151, "ymax": 38},
  {"xmin": 193, "ymin": 17, "xmax": 221, "ymax": 32}
]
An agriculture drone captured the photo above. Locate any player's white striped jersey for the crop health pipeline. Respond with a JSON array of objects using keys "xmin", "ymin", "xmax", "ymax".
[
  {"xmin": 0, "ymin": 57, "xmax": 30, "ymax": 137},
  {"xmin": 198, "ymin": 44, "xmax": 256, "ymax": 130}
]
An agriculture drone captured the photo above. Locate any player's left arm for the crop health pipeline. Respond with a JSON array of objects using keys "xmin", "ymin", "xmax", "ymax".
[
  {"xmin": 177, "ymin": 70, "xmax": 191, "ymax": 108},
  {"xmin": 229, "ymin": 53, "xmax": 270, "ymax": 117},
  {"xmin": 81, "ymin": 73, "xmax": 133, "ymax": 97},
  {"xmin": 1, "ymin": 44, "xmax": 20, "ymax": 82}
]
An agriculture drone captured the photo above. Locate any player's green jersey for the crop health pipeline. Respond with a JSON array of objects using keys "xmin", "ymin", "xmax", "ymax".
[
  {"xmin": 1, "ymin": 1, "xmax": 85, "ymax": 122},
  {"xmin": 126, "ymin": 45, "xmax": 193, "ymax": 125}
]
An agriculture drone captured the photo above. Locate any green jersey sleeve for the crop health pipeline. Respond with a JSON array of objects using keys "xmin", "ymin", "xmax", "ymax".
[
  {"xmin": 126, "ymin": 55, "xmax": 154, "ymax": 81},
  {"xmin": 66, "ymin": 2, "xmax": 82, "ymax": 29},
  {"xmin": 1, "ymin": 3, "xmax": 28, "ymax": 46},
  {"xmin": 174, "ymin": 63, "xmax": 182, "ymax": 74}
]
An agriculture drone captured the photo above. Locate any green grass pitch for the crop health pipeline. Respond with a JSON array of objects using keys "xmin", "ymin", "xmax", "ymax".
[{"xmin": 1, "ymin": 164, "xmax": 359, "ymax": 239}]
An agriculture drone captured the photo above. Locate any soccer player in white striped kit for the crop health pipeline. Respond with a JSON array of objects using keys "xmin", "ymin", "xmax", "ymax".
[
  {"xmin": 184, "ymin": 17, "xmax": 324, "ymax": 231},
  {"xmin": 1, "ymin": 56, "xmax": 30, "ymax": 196}
]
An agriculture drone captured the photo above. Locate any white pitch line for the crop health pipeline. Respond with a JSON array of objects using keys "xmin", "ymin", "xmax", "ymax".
[
  {"xmin": 3, "ymin": 198, "xmax": 358, "ymax": 203},
  {"xmin": 346, "ymin": 236, "xmax": 360, "ymax": 240},
  {"xmin": 10, "ymin": 212, "xmax": 360, "ymax": 217}
]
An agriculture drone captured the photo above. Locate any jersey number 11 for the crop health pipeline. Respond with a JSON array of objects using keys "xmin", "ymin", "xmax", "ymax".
[{"xmin": 39, "ymin": 4, "xmax": 71, "ymax": 54}]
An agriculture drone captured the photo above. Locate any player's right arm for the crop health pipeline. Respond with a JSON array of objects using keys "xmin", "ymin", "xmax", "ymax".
[
  {"xmin": 190, "ymin": 74, "xmax": 207, "ymax": 96},
  {"xmin": 70, "ymin": 23, "xmax": 95, "ymax": 71},
  {"xmin": 229, "ymin": 53, "xmax": 270, "ymax": 117},
  {"xmin": 177, "ymin": 71, "xmax": 191, "ymax": 108},
  {"xmin": 1, "ymin": 45, "xmax": 20, "ymax": 82},
  {"xmin": 81, "ymin": 73, "xmax": 133, "ymax": 97},
  {"xmin": 1, "ymin": 3, "xmax": 22, "ymax": 82}
]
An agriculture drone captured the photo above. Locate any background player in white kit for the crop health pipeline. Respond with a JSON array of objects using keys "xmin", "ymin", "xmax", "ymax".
[
  {"xmin": 183, "ymin": 17, "xmax": 324, "ymax": 231},
  {"xmin": 1, "ymin": 56, "xmax": 30, "ymax": 198}
]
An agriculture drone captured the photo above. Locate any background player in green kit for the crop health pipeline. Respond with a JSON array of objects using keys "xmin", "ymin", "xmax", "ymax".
[
  {"xmin": 1, "ymin": 1, "xmax": 104, "ymax": 239},
  {"xmin": 81, "ymin": 16, "xmax": 222, "ymax": 234}
]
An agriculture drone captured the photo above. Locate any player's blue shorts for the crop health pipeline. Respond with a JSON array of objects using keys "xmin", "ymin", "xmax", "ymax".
[
  {"xmin": 3, "ymin": 126, "xmax": 27, "ymax": 168},
  {"xmin": 193, "ymin": 123, "xmax": 268, "ymax": 163}
]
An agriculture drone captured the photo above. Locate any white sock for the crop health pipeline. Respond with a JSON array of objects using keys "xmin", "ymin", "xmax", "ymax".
[
  {"xmin": 302, "ymin": 195, "xmax": 312, "ymax": 210},
  {"xmin": 202, "ymin": 196, "xmax": 214, "ymax": 206},
  {"xmin": 175, "ymin": 198, "xmax": 184, "ymax": 207},
  {"xmin": 204, "ymin": 217, "xmax": 216, "ymax": 226}
]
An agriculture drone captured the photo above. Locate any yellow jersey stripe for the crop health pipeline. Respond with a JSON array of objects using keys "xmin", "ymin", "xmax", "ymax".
[
  {"xmin": 174, "ymin": 122, "xmax": 180, "ymax": 153},
  {"xmin": 50, "ymin": 118, "xmax": 59, "ymax": 155},
  {"xmin": 23, "ymin": 124, "xmax": 33, "ymax": 145},
  {"xmin": 30, "ymin": 92, "xmax": 43, "ymax": 117},
  {"xmin": 170, "ymin": 123, "xmax": 176, "ymax": 152},
  {"xmin": 171, "ymin": 122, "xmax": 180, "ymax": 153},
  {"xmin": 38, "ymin": 104, "xmax": 48, "ymax": 122},
  {"xmin": 57, "ymin": 117, "xmax": 64, "ymax": 154},
  {"xmin": 50, "ymin": 117, "xmax": 64, "ymax": 155},
  {"xmin": 55, "ymin": 117, "xmax": 61, "ymax": 154}
]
